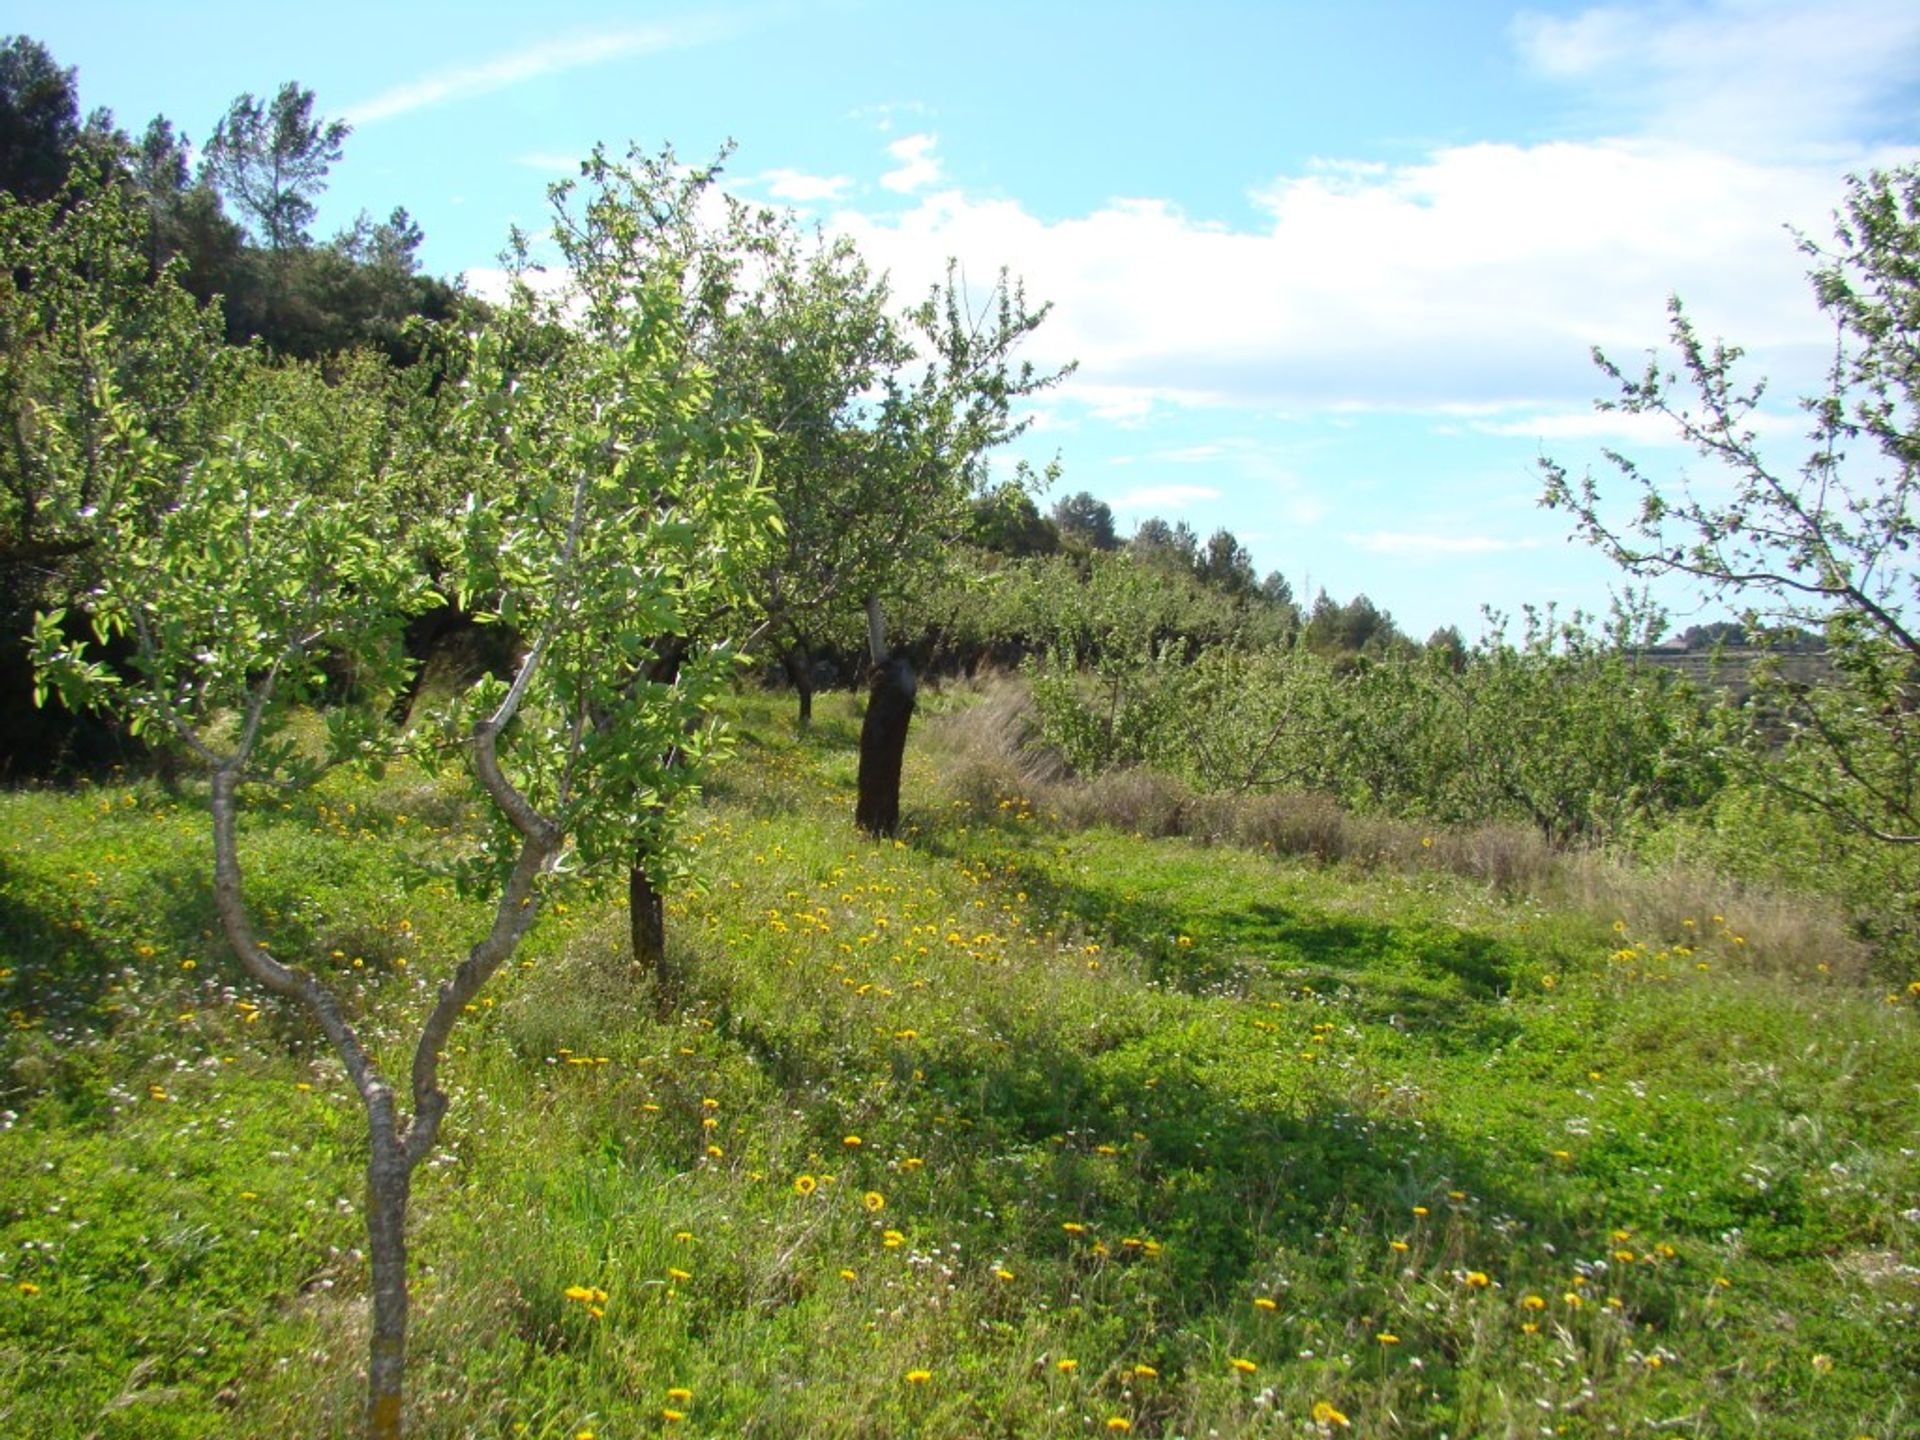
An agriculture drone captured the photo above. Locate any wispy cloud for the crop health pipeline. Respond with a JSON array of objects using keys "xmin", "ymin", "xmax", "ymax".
[
  {"xmin": 1511, "ymin": 0, "xmax": 1920, "ymax": 154},
  {"xmin": 880, "ymin": 133, "xmax": 943, "ymax": 193},
  {"xmin": 849, "ymin": 101, "xmax": 931, "ymax": 134},
  {"xmin": 760, "ymin": 168, "xmax": 853, "ymax": 203},
  {"xmin": 346, "ymin": 20, "xmax": 731, "ymax": 126},
  {"xmin": 1471, "ymin": 407, "xmax": 1807, "ymax": 444},
  {"xmin": 1110, "ymin": 483, "xmax": 1222, "ymax": 511},
  {"xmin": 516, "ymin": 151, "xmax": 587, "ymax": 175},
  {"xmin": 1349, "ymin": 532, "xmax": 1544, "ymax": 557}
]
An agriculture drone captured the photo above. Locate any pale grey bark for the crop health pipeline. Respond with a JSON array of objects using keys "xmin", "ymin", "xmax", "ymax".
[{"xmin": 194, "ymin": 576, "xmax": 569, "ymax": 1438}]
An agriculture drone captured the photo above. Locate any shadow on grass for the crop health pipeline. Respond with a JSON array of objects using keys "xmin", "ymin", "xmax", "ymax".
[
  {"xmin": 702, "ymin": 949, "xmax": 1582, "ymax": 1422},
  {"xmin": 910, "ymin": 821, "xmax": 1531, "ymax": 1042},
  {"xmin": 0, "ymin": 851, "xmax": 123, "ymax": 1032}
]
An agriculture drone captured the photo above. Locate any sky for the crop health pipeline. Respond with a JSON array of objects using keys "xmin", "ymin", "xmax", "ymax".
[{"xmin": 19, "ymin": 0, "xmax": 1920, "ymax": 638}]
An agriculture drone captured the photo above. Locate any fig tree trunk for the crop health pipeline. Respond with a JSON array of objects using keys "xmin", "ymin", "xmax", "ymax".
[
  {"xmin": 855, "ymin": 597, "xmax": 916, "ymax": 838},
  {"xmin": 628, "ymin": 850, "xmax": 677, "ymax": 1016},
  {"xmin": 783, "ymin": 641, "xmax": 814, "ymax": 728}
]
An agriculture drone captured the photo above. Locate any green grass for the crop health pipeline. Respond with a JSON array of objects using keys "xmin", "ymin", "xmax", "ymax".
[{"xmin": 3, "ymin": 687, "xmax": 1917, "ymax": 1438}]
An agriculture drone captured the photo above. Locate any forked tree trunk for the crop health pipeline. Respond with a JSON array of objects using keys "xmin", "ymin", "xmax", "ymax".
[
  {"xmin": 855, "ymin": 597, "xmax": 916, "ymax": 838},
  {"xmin": 363, "ymin": 1114, "xmax": 412, "ymax": 1439}
]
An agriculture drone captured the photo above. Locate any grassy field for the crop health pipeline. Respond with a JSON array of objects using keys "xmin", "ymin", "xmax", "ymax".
[{"xmin": 2, "ymin": 687, "xmax": 1917, "ymax": 1438}]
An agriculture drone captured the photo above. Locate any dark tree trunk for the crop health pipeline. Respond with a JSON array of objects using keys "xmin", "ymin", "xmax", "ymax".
[
  {"xmin": 626, "ymin": 640, "xmax": 688, "ymax": 1007},
  {"xmin": 628, "ymin": 852, "xmax": 677, "ymax": 1016},
  {"xmin": 855, "ymin": 656, "xmax": 917, "ymax": 837},
  {"xmin": 783, "ymin": 643, "xmax": 814, "ymax": 729}
]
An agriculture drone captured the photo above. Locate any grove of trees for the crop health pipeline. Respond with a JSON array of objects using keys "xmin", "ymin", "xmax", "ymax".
[{"xmin": 11, "ymin": 29, "xmax": 1920, "ymax": 1435}]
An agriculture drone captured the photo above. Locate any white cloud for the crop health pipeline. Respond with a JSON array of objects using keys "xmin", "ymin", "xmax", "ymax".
[
  {"xmin": 831, "ymin": 137, "xmax": 1878, "ymax": 421},
  {"xmin": 879, "ymin": 134, "xmax": 943, "ymax": 193},
  {"xmin": 459, "ymin": 264, "xmax": 574, "ymax": 308},
  {"xmin": 1511, "ymin": 1, "xmax": 1920, "ymax": 155},
  {"xmin": 346, "ymin": 21, "xmax": 729, "ymax": 126},
  {"xmin": 1110, "ymin": 484, "xmax": 1222, "ymax": 511},
  {"xmin": 1349, "ymin": 532, "xmax": 1546, "ymax": 557},
  {"xmin": 760, "ymin": 168, "xmax": 853, "ymax": 203}
]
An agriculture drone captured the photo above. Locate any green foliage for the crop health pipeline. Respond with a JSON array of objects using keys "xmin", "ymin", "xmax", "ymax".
[
  {"xmin": 0, "ymin": 164, "xmax": 232, "ymax": 577},
  {"xmin": 199, "ymin": 80, "xmax": 348, "ymax": 253},
  {"xmin": 431, "ymin": 263, "xmax": 777, "ymax": 895},
  {"xmin": 1052, "ymin": 488, "xmax": 1118, "ymax": 551},
  {"xmin": 27, "ymin": 341, "xmax": 424, "ymax": 765},
  {"xmin": 1543, "ymin": 161, "xmax": 1920, "ymax": 851},
  {"xmin": 1029, "ymin": 607, "xmax": 1725, "ymax": 845},
  {"xmin": 0, "ymin": 34, "xmax": 82, "ymax": 203}
]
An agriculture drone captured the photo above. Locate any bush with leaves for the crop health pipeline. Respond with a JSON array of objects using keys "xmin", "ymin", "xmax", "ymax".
[{"xmin": 1028, "ymin": 605, "xmax": 1723, "ymax": 847}]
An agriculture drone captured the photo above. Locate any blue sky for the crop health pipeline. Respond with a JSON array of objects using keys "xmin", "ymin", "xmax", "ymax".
[{"xmin": 21, "ymin": 1, "xmax": 1920, "ymax": 637}]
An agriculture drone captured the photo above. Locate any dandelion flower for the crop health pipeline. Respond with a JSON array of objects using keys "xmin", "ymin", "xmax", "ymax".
[
  {"xmin": 904, "ymin": 1368, "xmax": 931, "ymax": 1384},
  {"xmin": 839, "ymin": 1268, "xmax": 857, "ymax": 1281},
  {"xmin": 863, "ymin": 1191, "xmax": 886, "ymax": 1211},
  {"xmin": 1253, "ymin": 1297, "xmax": 1278, "ymax": 1311},
  {"xmin": 1312, "ymin": 1401, "xmax": 1351, "ymax": 1427},
  {"xmin": 17, "ymin": 1282, "xmax": 39, "ymax": 1296},
  {"xmin": 995, "ymin": 1267, "xmax": 1015, "ymax": 1281},
  {"xmin": 843, "ymin": 1135, "xmax": 862, "ymax": 1147},
  {"xmin": 1230, "ymin": 1357, "xmax": 1257, "ymax": 1374},
  {"xmin": 1133, "ymin": 1364, "xmax": 1158, "ymax": 1378},
  {"xmin": 1463, "ymin": 1271, "xmax": 1491, "ymax": 1288},
  {"xmin": 1057, "ymin": 1358, "xmax": 1078, "ymax": 1373},
  {"xmin": 1411, "ymin": 1205, "xmax": 1428, "ymax": 1217},
  {"xmin": 661, "ymin": 1410, "xmax": 685, "ymax": 1423},
  {"xmin": 1062, "ymin": 1221, "xmax": 1087, "ymax": 1235},
  {"xmin": 666, "ymin": 1388, "xmax": 693, "ymax": 1403},
  {"xmin": 1376, "ymin": 1332, "xmax": 1400, "ymax": 1345},
  {"xmin": 667, "ymin": 1268, "xmax": 692, "ymax": 1283},
  {"xmin": 883, "ymin": 1230, "xmax": 905, "ymax": 1248},
  {"xmin": 1106, "ymin": 1419, "xmax": 1133, "ymax": 1432},
  {"xmin": 793, "ymin": 1174, "xmax": 818, "ymax": 1196},
  {"xmin": 1522, "ymin": 1294, "xmax": 1546, "ymax": 1311}
]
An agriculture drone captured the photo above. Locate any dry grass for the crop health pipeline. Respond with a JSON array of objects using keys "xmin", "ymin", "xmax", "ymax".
[{"xmin": 929, "ymin": 674, "xmax": 1869, "ymax": 981}]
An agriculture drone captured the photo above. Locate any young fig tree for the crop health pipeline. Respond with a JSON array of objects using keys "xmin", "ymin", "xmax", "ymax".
[{"xmin": 34, "ymin": 267, "xmax": 772, "ymax": 1436}]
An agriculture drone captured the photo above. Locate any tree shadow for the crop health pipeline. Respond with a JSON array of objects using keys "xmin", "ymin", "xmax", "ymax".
[
  {"xmin": 0, "ymin": 850, "xmax": 123, "ymax": 1032},
  {"xmin": 909, "ymin": 823, "xmax": 1530, "ymax": 1044}
]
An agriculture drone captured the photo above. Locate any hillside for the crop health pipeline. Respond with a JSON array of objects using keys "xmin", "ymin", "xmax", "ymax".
[{"xmin": 2, "ymin": 687, "xmax": 1917, "ymax": 1439}]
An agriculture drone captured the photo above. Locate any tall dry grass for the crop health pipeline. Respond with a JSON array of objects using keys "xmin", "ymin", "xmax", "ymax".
[{"xmin": 929, "ymin": 674, "xmax": 1870, "ymax": 981}]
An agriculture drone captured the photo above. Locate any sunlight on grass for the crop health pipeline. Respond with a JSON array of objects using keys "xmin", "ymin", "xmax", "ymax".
[{"xmin": 3, "ymin": 689, "xmax": 1917, "ymax": 1438}]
